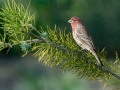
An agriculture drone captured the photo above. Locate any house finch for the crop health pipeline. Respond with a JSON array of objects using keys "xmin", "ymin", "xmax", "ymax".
[{"xmin": 68, "ymin": 16, "xmax": 103, "ymax": 66}]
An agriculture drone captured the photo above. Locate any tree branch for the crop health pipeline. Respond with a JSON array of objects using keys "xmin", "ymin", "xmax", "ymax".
[
  {"xmin": 28, "ymin": 25, "xmax": 120, "ymax": 80},
  {"xmin": 0, "ymin": 39, "xmax": 43, "ymax": 49}
]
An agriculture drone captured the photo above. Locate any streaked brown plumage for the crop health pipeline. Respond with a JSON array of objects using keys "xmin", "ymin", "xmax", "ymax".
[{"xmin": 68, "ymin": 16, "xmax": 103, "ymax": 66}]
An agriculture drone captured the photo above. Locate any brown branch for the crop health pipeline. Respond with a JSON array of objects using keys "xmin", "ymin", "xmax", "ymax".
[
  {"xmin": 2, "ymin": 25, "xmax": 120, "ymax": 80},
  {"xmin": 28, "ymin": 25, "xmax": 120, "ymax": 80},
  {"xmin": 0, "ymin": 39, "xmax": 43, "ymax": 49}
]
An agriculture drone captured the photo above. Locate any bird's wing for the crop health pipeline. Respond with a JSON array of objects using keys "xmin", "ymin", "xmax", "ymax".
[{"xmin": 75, "ymin": 27, "xmax": 95, "ymax": 49}]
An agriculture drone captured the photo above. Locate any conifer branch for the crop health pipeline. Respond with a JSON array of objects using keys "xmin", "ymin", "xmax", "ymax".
[
  {"xmin": 29, "ymin": 25, "xmax": 120, "ymax": 80},
  {"xmin": 0, "ymin": 39, "xmax": 43, "ymax": 49},
  {"xmin": 103, "ymin": 67, "xmax": 120, "ymax": 80}
]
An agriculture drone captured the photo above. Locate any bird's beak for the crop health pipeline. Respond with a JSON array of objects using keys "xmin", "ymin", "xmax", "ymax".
[{"xmin": 68, "ymin": 20, "xmax": 72, "ymax": 23}]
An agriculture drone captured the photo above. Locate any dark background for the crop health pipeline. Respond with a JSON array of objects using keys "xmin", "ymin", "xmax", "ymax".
[{"xmin": 0, "ymin": 0, "xmax": 120, "ymax": 90}]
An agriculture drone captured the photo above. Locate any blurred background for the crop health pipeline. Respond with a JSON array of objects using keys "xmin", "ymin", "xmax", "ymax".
[{"xmin": 0, "ymin": 0, "xmax": 120, "ymax": 90}]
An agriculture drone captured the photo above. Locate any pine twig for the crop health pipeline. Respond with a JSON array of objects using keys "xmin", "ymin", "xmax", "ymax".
[
  {"xmin": 28, "ymin": 25, "xmax": 120, "ymax": 80},
  {"xmin": 0, "ymin": 39, "xmax": 43, "ymax": 49}
]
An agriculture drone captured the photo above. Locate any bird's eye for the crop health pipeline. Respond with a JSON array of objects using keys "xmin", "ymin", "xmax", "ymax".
[{"xmin": 73, "ymin": 20, "xmax": 76, "ymax": 21}]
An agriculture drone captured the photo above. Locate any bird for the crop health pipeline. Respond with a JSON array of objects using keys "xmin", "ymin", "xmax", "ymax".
[{"xmin": 68, "ymin": 16, "xmax": 103, "ymax": 66}]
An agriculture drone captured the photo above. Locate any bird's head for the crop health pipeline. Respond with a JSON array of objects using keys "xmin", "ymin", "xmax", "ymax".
[
  {"xmin": 68, "ymin": 16, "xmax": 82, "ymax": 25},
  {"xmin": 68, "ymin": 16, "xmax": 82, "ymax": 30}
]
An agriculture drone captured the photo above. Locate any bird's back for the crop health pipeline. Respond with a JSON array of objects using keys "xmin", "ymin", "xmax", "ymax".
[{"xmin": 73, "ymin": 24, "xmax": 95, "ymax": 51}]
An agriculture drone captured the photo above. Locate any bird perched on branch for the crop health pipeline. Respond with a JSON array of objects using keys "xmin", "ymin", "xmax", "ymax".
[{"xmin": 68, "ymin": 16, "xmax": 103, "ymax": 66}]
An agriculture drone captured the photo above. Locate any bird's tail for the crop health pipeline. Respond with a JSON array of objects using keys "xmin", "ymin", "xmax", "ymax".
[{"xmin": 90, "ymin": 49, "xmax": 103, "ymax": 66}]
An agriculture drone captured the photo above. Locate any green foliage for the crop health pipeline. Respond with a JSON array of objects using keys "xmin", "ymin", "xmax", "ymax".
[
  {"xmin": 20, "ymin": 42, "xmax": 30, "ymax": 51},
  {"xmin": 0, "ymin": 0, "xmax": 120, "ymax": 90},
  {"xmin": 20, "ymin": 41, "xmax": 30, "ymax": 56},
  {"xmin": 0, "ymin": 0, "xmax": 35, "ymax": 46},
  {"xmin": 41, "ymin": 32, "xmax": 48, "ymax": 40},
  {"xmin": 32, "ymin": 28, "xmax": 120, "ymax": 82}
]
